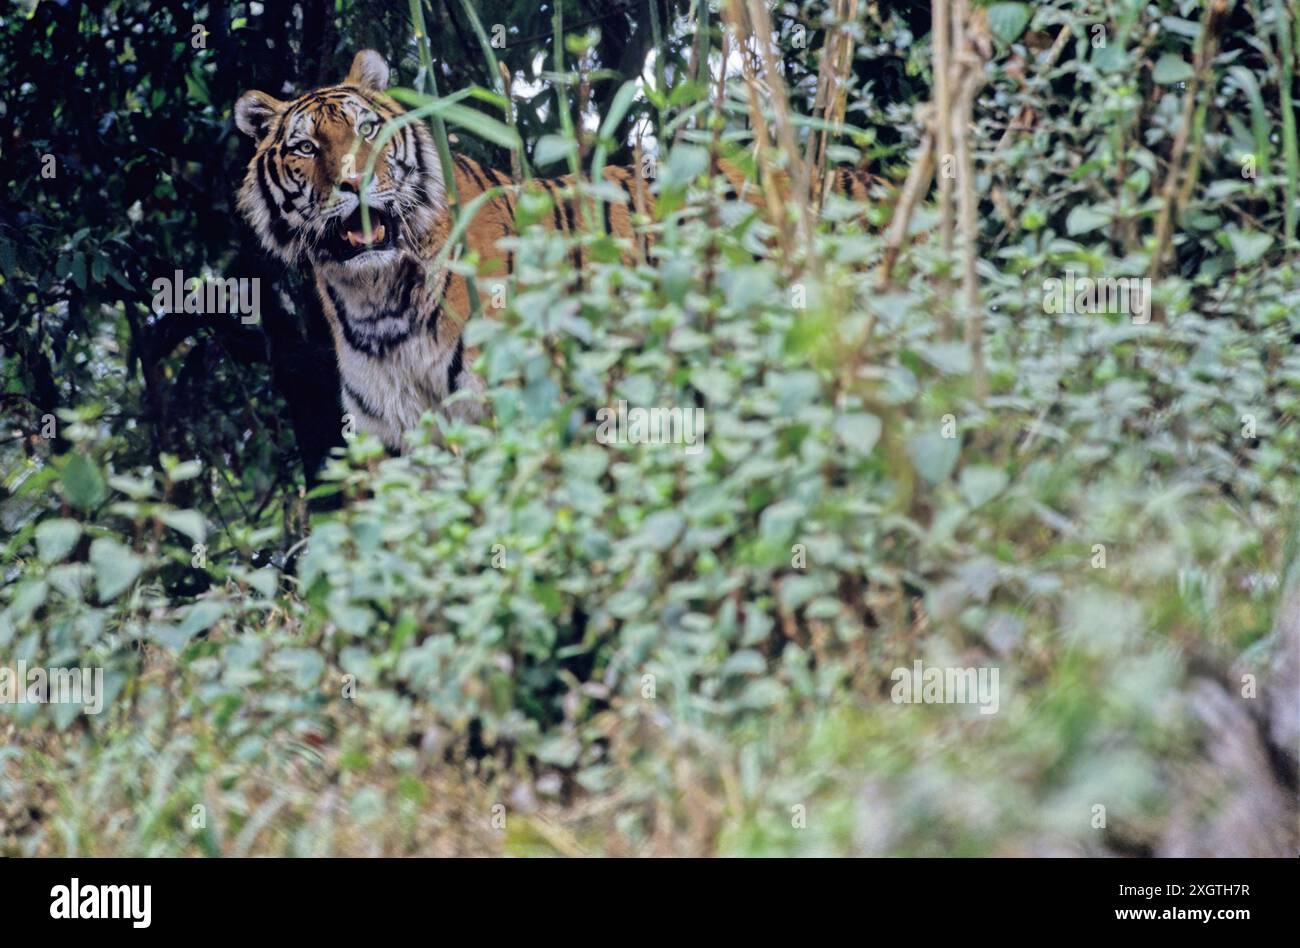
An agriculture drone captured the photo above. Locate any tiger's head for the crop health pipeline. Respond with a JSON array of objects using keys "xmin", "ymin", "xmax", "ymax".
[{"xmin": 234, "ymin": 50, "xmax": 442, "ymax": 274}]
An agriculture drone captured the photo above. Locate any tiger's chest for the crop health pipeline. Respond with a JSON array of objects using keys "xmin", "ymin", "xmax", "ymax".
[{"xmin": 316, "ymin": 268, "xmax": 471, "ymax": 450}]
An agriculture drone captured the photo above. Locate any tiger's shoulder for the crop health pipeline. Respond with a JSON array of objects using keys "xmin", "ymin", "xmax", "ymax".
[{"xmin": 441, "ymin": 150, "xmax": 883, "ymax": 275}]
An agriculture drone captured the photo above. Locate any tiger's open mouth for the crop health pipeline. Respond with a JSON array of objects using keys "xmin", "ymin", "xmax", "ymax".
[{"xmin": 329, "ymin": 206, "xmax": 395, "ymax": 260}]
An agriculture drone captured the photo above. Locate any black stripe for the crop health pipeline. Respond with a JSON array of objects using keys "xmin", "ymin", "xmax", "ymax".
[
  {"xmin": 325, "ymin": 285, "xmax": 367, "ymax": 354},
  {"xmin": 283, "ymin": 92, "xmax": 324, "ymax": 124},
  {"xmin": 392, "ymin": 124, "xmax": 423, "ymax": 184},
  {"xmin": 545, "ymin": 181, "xmax": 565, "ymax": 233},
  {"xmin": 560, "ymin": 186, "xmax": 583, "ymax": 268},
  {"xmin": 396, "ymin": 125, "xmax": 414, "ymax": 177},
  {"xmin": 326, "ymin": 284, "xmax": 412, "ymax": 358},
  {"xmin": 279, "ymin": 90, "xmax": 355, "ymax": 141},
  {"xmin": 425, "ymin": 299, "xmax": 443, "ymax": 343},
  {"xmin": 257, "ymin": 152, "xmax": 287, "ymax": 209},
  {"xmin": 397, "ymin": 271, "xmax": 415, "ymax": 315},
  {"xmin": 390, "ymin": 258, "xmax": 418, "ymax": 319},
  {"xmin": 341, "ymin": 379, "xmax": 384, "ymax": 421},
  {"xmin": 263, "ymin": 150, "xmax": 290, "ymax": 198},
  {"xmin": 254, "ymin": 155, "xmax": 295, "ymax": 247},
  {"xmin": 561, "ymin": 189, "xmax": 577, "ymax": 233},
  {"xmin": 446, "ymin": 335, "xmax": 464, "ymax": 395},
  {"xmin": 261, "ymin": 101, "xmax": 291, "ymax": 152},
  {"xmin": 455, "ymin": 154, "xmax": 493, "ymax": 194},
  {"xmin": 265, "ymin": 151, "xmax": 304, "ymax": 211},
  {"xmin": 613, "ymin": 172, "xmax": 637, "ymax": 212}
]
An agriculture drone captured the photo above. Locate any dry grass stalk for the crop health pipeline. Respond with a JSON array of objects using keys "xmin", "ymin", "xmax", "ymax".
[
  {"xmin": 876, "ymin": 117, "xmax": 936, "ymax": 291},
  {"xmin": 631, "ymin": 133, "xmax": 651, "ymax": 266},
  {"xmin": 806, "ymin": 0, "xmax": 860, "ymax": 212},
  {"xmin": 1148, "ymin": 0, "xmax": 1231, "ymax": 280},
  {"xmin": 952, "ymin": 0, "xmax": 987, "ymax": 399},
  {"xmin": 934, "ymin": 0, "xmax": 955, "ymax": 313},
  {"xmin": 747, "ymin": 0, "xmax": 816, "ymax": 249},
  {"xmin": 722, "ymin": 0, "xmax": 792, "ymax": 255},
  {"xmin": 722, "ymin": 0, "xmax": 819, "ymax": 270}
]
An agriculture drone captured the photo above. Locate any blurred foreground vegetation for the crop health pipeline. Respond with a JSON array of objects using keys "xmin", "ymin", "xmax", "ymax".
[{"xmin": 2, "ymin": 0, "xmax": 1298, "ymax": 855}]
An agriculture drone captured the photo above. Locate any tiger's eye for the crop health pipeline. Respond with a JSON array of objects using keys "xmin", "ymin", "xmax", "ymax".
[
  {"xmin": 294, "ymin": 141, "xmax": 317, "ymax": 156},
  {"xmin": 358, "ymin": 120, "xmax": 377, "ymax": 138}
]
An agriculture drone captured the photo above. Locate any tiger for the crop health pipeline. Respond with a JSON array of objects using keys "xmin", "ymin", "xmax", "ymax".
[{"xmin": 234, "ymin": 50, "xmax": 880, "ymax": 451}]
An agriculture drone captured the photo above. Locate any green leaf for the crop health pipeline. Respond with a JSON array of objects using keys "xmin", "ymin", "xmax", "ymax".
[
  {"xmin": 35, "ymin": 519, "xmax": 82, "ymax": 564},
  {"xmin": 1226, "ymin": 229, "xmax": 1273, "ymax": 265},
  {"xmin": 641, "ymin": 511, "xmax": 685, "ymax": 551},
  {"xmin": 833, "ymin": 413, "xmax": 883, "ymax": 456},
  {"xmin": 1226, "ymin": 66, "xmax": 1271, "ymax": 176},
  {"xmin": 759, "ymin": 500, "xmax": 806, "ymax": 543},
  {"xmin": 149, "ymin": 623, "xmax": 195, "ymax": 654},
  {"xmin": 246, "ymin": 569, "xmax": 279, "ymax": 598},
  {"xmin": 914, "ymin": 341, "xmax": 973, "ymax": 375},
  {"xmin": 107, "ymin": 473, "xmax": 156, "ymax": 499},
  {"xmin": 61, "ymin": 453, "xmax": 107, "ymax": 511},
  {"xmin": 1092, "ymin": 43, "xmax": 1129, "ymax": 74},
  {"xmin": 534, "ymin": 134, "xmax": 577, "ymax": 169},
  {"xmin": 1065, "ymin": 205, "xmax": 1112, "ymax": 236},
  {"xmin": 597, "ymin": 81, "xmax": 638, "ymax": 142},
  {"xmin": 721, "ymin": 649, "xmax": 769, "ymax": 677},
  {"xmin": 89, "ymin": 537, "xmax": 144, "ymax": 602},
  {"xmin": 1153, "ymin": 55, "xmax": 1194, "ymax": 84},
  {"xmin": 158, "ymin": 509, "xmax": 207, "ymax": 543},
  {"xmin": 1160, "ymin": 17, "xmax": 1202, "ymax": 39},
  {"xmin": 908, "ymin": 432, "xmax": 961, "ymax": 485},
  {"xmin": 71, "ymin": 252, "xmax": 87, "ymax": 290},
  {"xmin": 9, "ymin": 580, "xmax": 48, "ymax": 623},
  {"xmin": 779, "ymin": 575, "xmax": 821, "ymax": 610},
  {"xmin": 178, "ymin": 600, "xmax": 227, "ymax": 638},
  {"xmin": 167, "ymin": 460, "xmax": 202, "ymax": 482},
  {"xmin": 986, "ymin": 3, "xmax": 1031, "ymax": 44},
  {"xmin": 536, "ymin": 734, "xmax": 582, "ymax": 767},
  {"xmin": 270, "ymin": 648, "xmax": 326, "ymax": 690},
  {"xmin": 739, "ymin": 678, "xmax": 786, "ymax": 709},
  {"xmin": 438, "ymin": 101, "xmax": 522, "ymax": 150},
  {"xmin": 663, "ymin": 144, "xmax": 710, "ymax": 188},
  {"xmin": 959, "ymin": 466, "xmax": 1010, "ymax": 509}
]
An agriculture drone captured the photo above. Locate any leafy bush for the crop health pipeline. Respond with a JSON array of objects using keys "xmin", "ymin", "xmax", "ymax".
[{"xmin": 3, "ymin": 0, "xmax": 1297, "ymax": 855}]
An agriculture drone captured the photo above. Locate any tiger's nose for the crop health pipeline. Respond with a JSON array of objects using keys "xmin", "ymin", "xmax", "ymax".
[{"xmin": 338, "ymin": 173, "xmax": 363, "ymax": 194}]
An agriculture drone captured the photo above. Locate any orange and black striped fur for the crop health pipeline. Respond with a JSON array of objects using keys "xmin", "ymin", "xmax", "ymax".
[
  {"xmin": 235, "ymin": 50, "xmax": 878, "ymax": 450},
  {"xmin": 235, "ymin": 50, "xmax": 659, "ymax": 449}
]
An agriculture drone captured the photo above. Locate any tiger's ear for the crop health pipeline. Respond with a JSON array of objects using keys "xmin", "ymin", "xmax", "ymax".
[
  {"xmin": 346, "ymin": 50, "xmax": 390, "ymax": 92},
  {"xmin": 234, "ymin": 90, "xmax": 285, "ymax": 142}
]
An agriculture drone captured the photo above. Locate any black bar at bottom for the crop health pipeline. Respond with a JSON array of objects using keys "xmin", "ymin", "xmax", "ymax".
[{"xmin": 0, "ymin": 856, "xmax": 1290, "ymax": 934}]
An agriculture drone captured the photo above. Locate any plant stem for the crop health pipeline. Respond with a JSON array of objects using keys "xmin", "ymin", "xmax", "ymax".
[
  {"xmin": 1276, "ymin": 0, "xmax": 1298, "ymax": 246},
  {"xmin": 409, "ymin": 0, "xmax": 482, "ymax": 317},
  {"xmin": 457, "ymin": 0, "xmax": 531, "ymax": 180}
]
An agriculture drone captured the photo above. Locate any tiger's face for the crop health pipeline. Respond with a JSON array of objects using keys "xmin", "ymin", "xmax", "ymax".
[{"xmin": 234, "ymin": 51, "xmax": 442, "ymax": 274}]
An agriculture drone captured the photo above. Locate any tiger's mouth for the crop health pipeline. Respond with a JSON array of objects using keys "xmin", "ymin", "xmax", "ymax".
[{"xmin": 328, "ymin": 206, "xmax": 395, "ymax": 260}]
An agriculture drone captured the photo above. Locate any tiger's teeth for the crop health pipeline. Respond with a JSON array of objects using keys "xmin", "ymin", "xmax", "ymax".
[{"xmin": 344, "ymin": 223, "xmax": 386, "ymax": 247}]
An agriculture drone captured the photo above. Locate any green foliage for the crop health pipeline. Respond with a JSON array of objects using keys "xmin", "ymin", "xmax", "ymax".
[{"xmin": 2, "ymin": 0, "xmax": 1297, "ymax": 856}]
